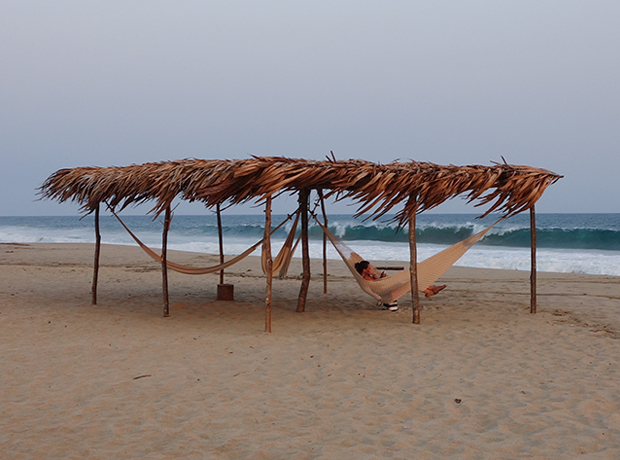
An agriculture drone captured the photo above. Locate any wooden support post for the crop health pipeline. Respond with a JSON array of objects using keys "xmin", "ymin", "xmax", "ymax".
[
  {"xmin": 318, "ymin": 189, "xmax": 328, "ymax": 295},
  {"xmin": 217, "ymin": 203, "xmax": 225, "ymax": 286},
  {"xmin": 409, "ymin": 211, "xmax": 421, "ymax": 324},
  {"xmin": 91, "ymin": 204, "xmax": 101, "ymax": 305},
  {"xmin": 296, "ymin": 189, "xmax": 311, "ymax": 312},
  {"xmin": 162, "ymin": 206, "xmax": 171, "ymax": 317},
  {"xmin": 264, "ymin": 196, "xmax": 273, "ymax": 332},
  {"xmin": 530, "ymin": 205, "xmax": 537, "ymax": 314},
  {"xmin": 215, "ymin": 203, "xmax": 234, "ymax": 301}
]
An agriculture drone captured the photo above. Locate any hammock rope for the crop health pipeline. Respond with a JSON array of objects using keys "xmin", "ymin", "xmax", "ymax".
[{"xmin": 312, "ymin": 214, "xmax": 502, "ymax": 303}]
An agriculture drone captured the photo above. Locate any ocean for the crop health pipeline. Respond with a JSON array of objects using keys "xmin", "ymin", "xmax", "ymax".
[{"xmin": 1, "ymin": 213, "xmax": 619, "ymax": 276}]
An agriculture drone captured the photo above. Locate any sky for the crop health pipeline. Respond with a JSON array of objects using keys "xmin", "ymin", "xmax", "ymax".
[{"xmin": 1, "ymin": 1, "xmax": 618, "ymax": 216}]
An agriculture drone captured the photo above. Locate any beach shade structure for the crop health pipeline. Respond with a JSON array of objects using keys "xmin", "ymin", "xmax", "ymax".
[{"xmin": 39, "ymin": 156, "xmax": 562, "ymax": 328}]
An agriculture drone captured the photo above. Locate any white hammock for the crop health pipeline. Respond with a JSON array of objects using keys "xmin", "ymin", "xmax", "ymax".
[{"xmin": 317, "ymin": 217, "xmax": 501, "ymax": 303}]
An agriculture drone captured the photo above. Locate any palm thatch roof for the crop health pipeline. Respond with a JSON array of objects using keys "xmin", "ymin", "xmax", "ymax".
[{"xmin": 39, "ymin": 156, "xmax": 561, "ymax": 223}]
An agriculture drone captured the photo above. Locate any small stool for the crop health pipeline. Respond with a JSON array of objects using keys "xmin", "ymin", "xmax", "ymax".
[{"xmin": 217, "ymin": 283, "xmax": 234, "ymax": 301}]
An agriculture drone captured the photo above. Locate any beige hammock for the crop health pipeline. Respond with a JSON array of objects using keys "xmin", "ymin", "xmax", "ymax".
[
  {"xmin": 110, "ymin": 208, "xmax": 299, "ymax": 276},
  {"xmin": 261, "ymin": 211, "xmax": 301, "ymax": 277},
  {"xmin": 316, "ymin": 217, "xmax": 501, "ymax": 303}
]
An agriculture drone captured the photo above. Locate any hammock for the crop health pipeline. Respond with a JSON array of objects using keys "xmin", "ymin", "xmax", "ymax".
[
  {"xmin": 315, "ymin": 217, "xmax": 501, "ymax": 303},
  {"xmin": 110, "ymin": 208, "xmax": 299, "ymax": 276},
  {"xmin": 261, "ymin": 211, "xmax": 301, "ymax": 277}
]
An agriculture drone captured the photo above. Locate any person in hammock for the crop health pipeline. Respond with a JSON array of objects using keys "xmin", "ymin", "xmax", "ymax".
[
  {"xmin": 355, "ymin": 260, "xmax": 387, "ymax": 280},
  {"xmin": 354, "ymin": 261, "xmax": 447, "ymax": 297}
]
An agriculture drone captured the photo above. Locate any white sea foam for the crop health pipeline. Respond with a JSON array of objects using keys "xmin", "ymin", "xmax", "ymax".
[
  {"xmin": 300, "ymin": 240, "xmax": 620, "ymax": 277},
  {"xmin": 0, "ymin": 226, "xmax": 93, "ymax": 244}
]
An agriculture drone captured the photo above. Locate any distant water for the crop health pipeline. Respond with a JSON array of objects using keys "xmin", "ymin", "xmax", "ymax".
[{"xmin": 1, "ymin": 213, "xmax": 619, "ymax": 276}]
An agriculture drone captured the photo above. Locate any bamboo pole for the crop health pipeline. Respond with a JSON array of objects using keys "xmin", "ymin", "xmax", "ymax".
[
  {"xmin": 318, "ymin": 189, "xmax": 328, "ymax": 294},
  {"xmin": 264, "ymin": 196, "xmax": 273, "ymax": 332},
  {"xmin": 217, "ymin": 203, "xmax": 225, "ymax": 285},
  {"xmin": 296, "ymin": 189, "xmax": 311, "ymax": 312},
  {"xmin": 409, "ymin": 210, "xmax": 421, "ymax": 324},
  {"xmin": 162, "ymin": 206, "xmax": 171, "ymax": 317},
  {"xmin": 91, "ymin": 204, "xmax": 101, "ymax": 305},
  {"xmin": 530, "ymin": 205, "xmax": 537, "ymax": 314}
]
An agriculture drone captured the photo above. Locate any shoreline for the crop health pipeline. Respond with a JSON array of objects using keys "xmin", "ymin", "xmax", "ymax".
[
  {"xmin": 3, "ymin": 212, "xmax": 620, "ymax": 278},
  {"xmin": 2, "ymin": 242, "xmax": 620, "ymax": 458}
]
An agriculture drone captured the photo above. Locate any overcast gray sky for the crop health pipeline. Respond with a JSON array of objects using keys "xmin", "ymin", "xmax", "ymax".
[{"xmin": 1, "ymin": 1, "xmax": 618, "ymax": 216}]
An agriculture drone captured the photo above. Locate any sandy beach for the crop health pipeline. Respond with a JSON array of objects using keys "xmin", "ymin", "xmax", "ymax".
[{"xmin": 1, "ymin": 242, "xmax": 619, "ymax": 459}]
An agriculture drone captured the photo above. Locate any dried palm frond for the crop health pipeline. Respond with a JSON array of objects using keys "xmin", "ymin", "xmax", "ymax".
[{"xmin": 39, "ymin": 157, "xmax": 562, "ymax": 221}]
